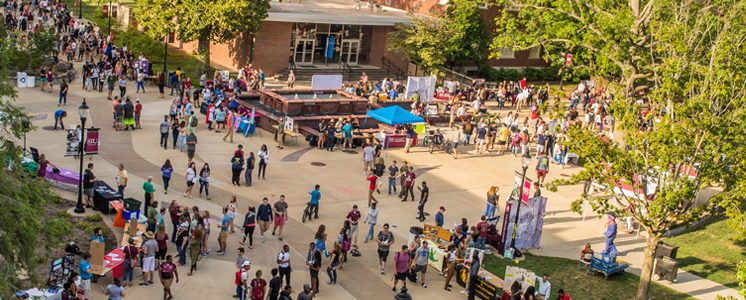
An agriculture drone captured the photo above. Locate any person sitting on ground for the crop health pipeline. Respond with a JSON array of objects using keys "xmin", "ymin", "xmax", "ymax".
[{"xmin": 556, "ymin": 289, "xmax": 571, "ymax": 300}]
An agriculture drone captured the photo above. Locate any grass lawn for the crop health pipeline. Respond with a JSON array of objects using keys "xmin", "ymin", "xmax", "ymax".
[
  {"xmin": 664, "ymin": 217, "xmax": 745, "ymax": 290},
  {"xmin": 483, "ymin": 253, "xmax": 696, "ymax": 300}
]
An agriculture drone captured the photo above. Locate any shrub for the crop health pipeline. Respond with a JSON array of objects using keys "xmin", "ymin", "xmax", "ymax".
[
  {"xmin": 75, "ymin": 222, "xmax": 91, "ymax": 231},
  {"xmin": 84, "ymin": 214, "xmax": 103, "ymax": 222},
  {"xmin": 56, "ymin": 210, "xmax": 72, "ymax": 219}
]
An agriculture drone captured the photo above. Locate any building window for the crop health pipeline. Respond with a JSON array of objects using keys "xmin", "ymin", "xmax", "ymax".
[
  {"xmin": 528, "ymin": 46, "xmax": 541, "ymax": 59},
  {"xmin": 498, "ymin": 47, "xmax": 515, "ymax": 59}
]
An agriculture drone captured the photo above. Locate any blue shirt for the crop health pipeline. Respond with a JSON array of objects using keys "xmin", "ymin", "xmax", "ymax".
[
  {"xmin": 310, "ymin": 190, "xmax": 321, "ymax": 205},
  {"xmin": 435, "ymin": 212, "xmax": 444, "ymax": 227},
  {"xmin": 229, "ymin": 99, "xmax": 239, "ymax": 109},
  {"xmin": 91, "ymin": 234, "xmax": 104, "ymax": 243},
  {"xmin": 171, "ymin": 74, "xmax": 179, "ymax": 84},
  {"xmin": 221, "ymin": 215, "xmax": 230, "ymax": 232},
  {"xmin": 257, "ymin": 203, "xmax": 273, "ymax": 221},
  {"xmin": 342, "ymin": 124, "xmax": 353, "ymax": 138},
  {"xmin": 388, "ymin": 90, "xmax": 398, "ymax": 100},
  {"xmin": 54, "ymin": 110, "xmax": 65, "ymax": 117},
  {"xmin": 161, "ymin": 166, "xmax": 173, "ymax": 178},
  {"xmin": 79, "ymin": 260, "xmax": 92, "ymax": 279},
  {"xmin": 185, "ymin": 103, "xmax": 193, "ymax": 115}
]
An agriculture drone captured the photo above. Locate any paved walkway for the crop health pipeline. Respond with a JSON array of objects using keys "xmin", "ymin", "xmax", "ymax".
[{"xmin": 15, "ymin": 61, "xmax": 741, "ymax": 300}]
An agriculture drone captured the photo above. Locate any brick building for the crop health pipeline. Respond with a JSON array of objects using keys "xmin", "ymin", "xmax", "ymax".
[{"xmin": 174, "ymin": 0, "xmax": 547, "ymax": 77}]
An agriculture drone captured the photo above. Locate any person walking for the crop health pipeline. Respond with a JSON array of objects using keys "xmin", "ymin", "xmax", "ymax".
[
  {"xmin": 277, "ymin": 244, "xmax": 292, "ymax": 287},
  {"xmin": 160, "ymin": 115, "xmax": 170, "ymax": 150},
  {"xmin": 392, "ymin": 245, "xmax": 410, "ymax": 292},
  {"xmin": 397, "ymin": 161, "xmax": 409, "ymax": 198},
  {"xmin": 346, "ymin": 205, "xmax": 361, "ymax": 248},
  {"xmin": 326, "ymin": 241, "xmax": 342, "ymax": 285},
  {"xmin": 412, "ymin": 240, "xmax": 429, "ymax": 288},
  {"xmin": 267, "ymin": 269, "xmax": 282, "ymax": 300},
  {"xmin": 416, "ymin": 181, "xmax": 429, "ymax": 222},
  {"xmin": 375, "ymin": 223, "xmax": 394, "ymax": 274},
  {"xmin": 244, "ymin": 152, "xmax": 255, "ymax": 187},
  {"xmin": 240, "ymin": 206, "xmax": 256, "ymax": 248},
  {"xmin": 159, "ymin": 255, "xmax": 179, "ymax": 300},
  {"xmin": 189, "ymin": 222, "xmax": 203, "ymax": 275},
  {"xmin": 184, "ymin": 162, "xmax": 196, "ymax": 198},
  {"xmin": 272, "ymin": 196, "xmax": 288, "ymax": 241},
  {"xmin": 237, "ymin": 261, "xmax": 251, "ymax": 300},
  {"xmin": 361, "ymin": 143, "xmax": 375, "ymax": 174},
  {"xmin": 198, "ymin": 163, "xmax": 211, "ymax": 200},
  {"xmin": 228, "ymin": 196, "xmax": 239, "ymax": 233},
  {"xmin": 308, "ymin": 184, "xmax": 321, "ymax": 219},
  {"xmin": 401, "ymin": 167, "xmax": 416, "ymax": 202},
  {"xmin": 122, "ymin": 237, "xmax": 138, "ymax": 287},
  {"xmin": 161, "ymin": 160, "xmax": 173, "ymax": 195},
  {"xmin": 258, "ymin": 144, "xmax": 269, "ymax": 180},
  {"xmin": 223, "ymin": 109, "xmax": 235, "ymax": 143},
  {"xmin": 443, "ymin": 244, "xmax": 457, "ymax": 291},
  {"xmin": 363, "ymin": 202, "xmax": 378, "ymax": 243},
  {"xmin": 177, "ymin": 121, "xmax": 187, "ymax": 152},
  {"xmin": 186, "ymin": 132, "xmax": 198, "ymax": 167},
  {"xmin": 58, "ymin": 79, "xmax": 68, "ymax": 105},
  {"xmin": 257, "ymin": 197, "xmax": 273, "ymax": 243},
  {"xmin": 231, "ymin": 152, "xmax": 244, "ymax": 186},
  {"xmin": 403, "ymin": 125, "xmax": 415, "ymax": 154},
  {"xmin": 140, "ymin": 231, "xmax": 158, "ymax": 287},
  {"xmin": 116, "ymin": 164, "xmax": 128, "ymax": 197},
  {"xmin": 485, "ymin": 186, "xmax": 499, "ymax": 218},
  {"xmin": 118, "ymin": 75, "xmax": 127, "ymax": 98},
  {"xmin": 250, "ymin": 270, "xmax": 267, "ymax": 300},
  {"xmin": 104, "ymin": 277, "xmax": 125, "ymax": 300},
  {"xmin": 536, "ymin": 151, "xmax": 550, "ymax": 187},
  {"xmin": 366, "ymin": 172, "xmax": 378, "ymax": 207},
  {"xmin": 155, "ymin": 226, "xmax": 169, "ymax": 266},
  {"xmin": 387, "ymin": 160, "xmax": 399, "ymax": 195}
]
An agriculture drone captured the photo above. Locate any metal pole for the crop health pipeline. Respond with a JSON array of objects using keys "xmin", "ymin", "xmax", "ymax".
[
  {"xmin": 78, "ymin": 0, "xmax": 82, "ymax": 19},
  {"xmin": 74, "ymin": 118, "xmax": 87, "ymax": 213},
  {"xmin": 107, "ymin": 0, "xmax": 111, "ymax": 36},
  {"xmin": 509, "ymin": 166, "xmax": 527, "ymax": 256},
  {"xmin": 163, "ymin": 33, "xmax": 168, "ymax": 73}
]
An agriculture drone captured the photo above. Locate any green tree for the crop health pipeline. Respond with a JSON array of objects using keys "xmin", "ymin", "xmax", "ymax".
[
  {"xmin": 442, "ymin": 0, "xmax": 490, "ymax": 70},
  {"xmin": 548, "ymin": 0, "xmax": 746, "ymax": 299},
  {"xmin": 136, "ymin": 0, "xmax": 271, "ymax": 72},
  {"xmin": 388, "ymin": 13, "xmax": 457, "ymax": 75},
  {"xmin": 0, "ymin": 25, "xmax": 72, "ymax": 299}
]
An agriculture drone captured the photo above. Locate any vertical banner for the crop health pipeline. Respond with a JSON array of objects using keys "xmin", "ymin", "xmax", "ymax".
[
  {"xmin": 142, "ymin": 59, "xmax": 149, "ymax": 74},
  {"xmin": 325, "ymin": 37, "xmax": 335, "ymax": 58},
  {"xmin": 566, "ymin": 54, "xmax": 572, "ymax": 65},
  {"xmin": 85, "ymin": 128, "xmax": 100, "ymax": 155},
  {"xmin": 522, "ymin": 180, "xmax": 532, "ymax": 204},
  {"xmin": 102, "ymin": 5, "xmax": 108, "ymax": 17},
  {"xmin": 65, "ymin": 129, "xmax": 81, "ymax": 156}
]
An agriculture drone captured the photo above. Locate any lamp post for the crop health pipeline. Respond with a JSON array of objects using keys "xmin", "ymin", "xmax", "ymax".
[
  {"xmin": 74, "ymin": 99, "xmax": 90, "ymax": 214},
  {"xmin": 78, "ymin": 0, "xmax": 82, "ymax": 19},
  {"xmin": 163, "ymin": 32, "xmax": 169, "ymax": 73},
  {"xmin": 107, "ymin": 0, "xmax": 112, "ymax": 36},
  {"xmin": 509, "ymin": 152, "xmax": 532, "ymax": 257}
]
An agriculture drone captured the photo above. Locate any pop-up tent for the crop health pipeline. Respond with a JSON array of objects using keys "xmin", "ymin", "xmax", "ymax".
[{"xmin": 364, "ymin": 106, "xmax": 425, "ymax": 156}]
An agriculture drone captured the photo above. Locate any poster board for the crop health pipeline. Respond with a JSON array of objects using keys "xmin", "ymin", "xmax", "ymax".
[
  {"xmin": 48, "ymin": 255, "xmax": 75, "ymax": 288},
  {"xmin": 284, "ymin": 116, "xmax": 294, "ymax": 132},
  {"xmin": 311, "ymin": 75, "xmax": 344, "ymax": 90},
  {"xmin": 424, "ymin": 224, "xmax": 451, "ymax": 245},
  {"xmin": 405, "ymin": 76, "xmax": 437, "ymax": 103},
  {"xmin": 64, "ymin": 129, "xmax": 82, "ymax": 156},
  {"xmin": 504, "ymin": 266, "xmax": 537, "ymax": 293},
  {"xmin": 89, "ymin": 241, "xmax": 106, "ymax": 275},
  {"xmin": 464, "ymin": 248, "xmax": 484, "ymax": 267},
  {"xmin": 425, "ymin": 242, "xmax": 446, "ymax": 272},
  {"xmin": 218, "ymin": 71, "xmax": 230, "ymax": 82}
]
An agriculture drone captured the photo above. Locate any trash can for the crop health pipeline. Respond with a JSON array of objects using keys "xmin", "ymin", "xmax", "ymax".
[
  {"xmin": 17, "ymin": 72, "xmax": 27, "ymax": 88},
  {"xmin": 655, "ymin": 241, "xmax": 679, "ymax": 259},
  {"xmin": 26, "ymin": 73, "xmax": 35, "ymax": 88},
  {"xmin": 123, "ymin": 197, "xmax": 142, "ymax": 212},
  {"xmin": 654, "ymin": 256, "xmax": 680, "ymax": 282},
  {"xmin": 408, "ymin": 226, "xmax": 423, "ymax": 245}
]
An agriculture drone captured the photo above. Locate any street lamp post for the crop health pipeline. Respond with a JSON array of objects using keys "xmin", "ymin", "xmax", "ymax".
[
  {"xmin": 107, "ymin": 0, "xmax": 112, "ymax": 36},
  {"xmin": 509, "ymin": 152, "xmax": 532, "ymax": 257},
  {"xmin": 74, "ymin": 99, "xmax": 90, "ymax": 214},
  {"xmin": 163, "ymin": 33, "xmax": 169, "ymax": 73},
  {"xmin": 78, "ymin": 0, "xmax": 82, "ymax": 19}
]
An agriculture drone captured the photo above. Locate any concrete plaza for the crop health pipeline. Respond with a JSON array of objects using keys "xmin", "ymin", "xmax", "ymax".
[{"xmin": 16, "ymin": 73, "xmax": 738, "ymax": 300}]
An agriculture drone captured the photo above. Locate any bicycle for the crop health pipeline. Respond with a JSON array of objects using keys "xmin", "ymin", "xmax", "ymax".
[{"xmin": 302, "ymin": 201, "xmax": 312, "ymax": 223}]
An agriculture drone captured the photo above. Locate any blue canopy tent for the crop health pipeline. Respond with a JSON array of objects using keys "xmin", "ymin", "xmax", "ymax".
[{"xmin": 363, "ymin": 106, "xmax": 425, "ymax": 156}]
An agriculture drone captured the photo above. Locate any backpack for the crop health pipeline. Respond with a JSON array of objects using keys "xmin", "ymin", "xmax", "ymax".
[
  {"xmin": 513, "ymin": 133, "xmax": 521, "ymax": 143},
  {"xmin": 235, "ymin": 270, "xmax": 244, "ymax": 286},
  {"xmin": 341, "ymin": 236, "xmax": 351, "ymax": 252},
  {"xmin": 350, "ymin": 249, "xmax": 361, "ymax": 257},
  {"xmin": 190, "ymin": 115, "xmax": 198, "ymax": 127},
  {"xmin": 251, "ymin": 278, "xmax": 266, "ymax": 299}
]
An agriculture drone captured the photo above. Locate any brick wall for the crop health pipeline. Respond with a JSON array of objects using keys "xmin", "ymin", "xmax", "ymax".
[
  {"xmin": 254, "ymin": 22, "xmax": 293, "ymax": 76},
  {"xmin": 369, "ymin": 26, "xmax": 409, "ymax": 73}
]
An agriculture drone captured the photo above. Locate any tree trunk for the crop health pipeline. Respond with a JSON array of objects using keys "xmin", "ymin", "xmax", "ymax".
[
  {"xmin": 198, "ymin": 30, "xmax": 211, "ymax": 74},
  {"xmin": 558, "ymin": 64, "xmax": 566, "ymax": 91},
  {"xmin": 636, "ymin": 233, "xmax": 660, "ymax": 300}
]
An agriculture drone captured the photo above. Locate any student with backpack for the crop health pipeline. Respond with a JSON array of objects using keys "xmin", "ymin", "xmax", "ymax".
[
  {"xmin": 236, "ymin": 261, "xmax": 251, "ymax": 300},
  {"xmin": 277, "ymin": 245, "xmax": 292, "ymax": 287},
  {"xmin": 250, "ymin": 270, "xmax": 267, "ymax": 300}
]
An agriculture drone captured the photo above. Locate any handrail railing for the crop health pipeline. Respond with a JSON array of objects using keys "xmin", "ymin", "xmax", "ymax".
[
  {"xmin": 441, "ymin": 68, "xmax": 474, "ymax": 86},
  {"xmin": 288, "ymin": 56, "xmax": 297, "ymax": 72},
  {"xmin": 381, "ymin": 56, "xmax": 406, "ymax": 79},
  {"xmin": 340, "ymin": 61, "xmax": 353, "ymax": 82}
]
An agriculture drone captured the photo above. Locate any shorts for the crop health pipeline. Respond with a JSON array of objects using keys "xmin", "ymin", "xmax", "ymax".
[
  {"xmin": 186, "ymin": 180, "xmax": 194, "ymax": 187},
  {"xmin": 135, "ymin": 115, "xmax": 141, "ymax": 122},
  {"xmin": 497, "ymin": 140, "xmax": 506, "ymax": 145},
  {"xmin": 229, "ymin": 211, "xmax": 237, "ymax": 220},
  {"xmin": 451, "ymin": 141, "xmax": 458, "ymax": 149},
  {"xmin": 537, "ymin": 169, "xmax": 547, "ymax": 179},
  {"xmin": 219, "ymin": 230, "xmax": 228, "ymax": 241},
  {"xmin": 187, "ymin": 150, "xmax": 195, "ymax": 159},
  {"xmin": 41, "ymin": 78, "xmax": 47, "ymax": 82},
  {"xmin": 274, "ymin": 216, "xmax": 285, "ymax": 227},
  {"xmin": 142, "ymin": 256, "xmax": 156, "ymax": 272},
  {"xmin": 156, "ymin": 249, "xmax": 166, "ymax": 260},
  {"xmin": 344, "ymin": 137, "xmax": 352, "ymax": 144},
  {"xmin": 84, "ymin": 188, "xmax": 94, "ymax": 198},
  {"xmin": 537, "ymin": 145, "xmax": 545, "ymax": 154},
  {"xmin": 216, "ymin": 120, "xmax": 225, "ymax": 124},
  {"xmin": 377, "ymin": 249, "xmax": 389, "ymax": 262},
  {"xmin": 394, "ymin": 271, "xmax": 408, "ymax": 281},
  {"xmin": 477, "ymin": 139, "xmax": 485, "ymax": 145},
  {"xmin": 258, "ymin": 220, "xmax": 270, "ymax": 231},
  {"xmin": 310, "ymin": 270, "xmax": 319, "ymax": 279},
  {"xmin": 115, "ymin": 116, "xmax": 123, "ymax": 123},
  {"xmin": 161, "ymin": 278, "xmax": 173, "ymax": 289},
  {"xmin": 363, "ymin": 160, "xmax": 373, "ymax": 171},
  {"xmin": 108, "ymin": 84, "xmax": 114, "ymax": 91},
  {"xmin": 414, "ymin": 264, "xmax": 427, "ymax": 274}
]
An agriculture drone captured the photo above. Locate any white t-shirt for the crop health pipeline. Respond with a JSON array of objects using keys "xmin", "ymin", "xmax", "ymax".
[
  {"xmin": 186, "ymin": 168, "xmax": 195, "ymax": 181},
  {"xmin": 278, "ymin": 251, "xmax": 290, "ymax": 268},
  {"xmin": 241, "ymin": 269, "xmax": 249, "ymax": 286}
]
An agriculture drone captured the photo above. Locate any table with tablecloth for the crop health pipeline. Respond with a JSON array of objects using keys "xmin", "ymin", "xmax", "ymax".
[
  {"xmin": 44, "ymin": 166, "xmax": 79, "ymax": 185},
  {"xmin": 93, "ymin": 181, "xmax": 121, "ymax": 213},
  {"xmin": 92, "ymin": 248, "xmax": 125, "ymax": 292}
]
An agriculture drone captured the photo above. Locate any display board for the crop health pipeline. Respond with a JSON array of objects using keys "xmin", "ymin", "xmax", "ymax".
[
  {"xmin": 89, "ymin": 240, "xmax": 106, "ymax": 275},
  {"xmin": 405, "ymin": 76, "xmax": 436, "ymax": 103},
  {"xmin": 423, "ymin": 224, "xmax": 451, "ymax": 245},
  {"xmin": 502, "ymin": 196, "xmax": 548, "ymax": 253},
  {"xmin": 504, "ymin": 266, "xmax": 537, "ymax": 294},
  {"xmin": 311, "ymin": 75, "xmax": 344, "ymax": 90},
  {"xmin": 48, "ymin": 255, "xmax": 75, "ymax": 288},
  {"xmin": 64, "ymin": 129, "xmax": 82, "ymax": 156}
]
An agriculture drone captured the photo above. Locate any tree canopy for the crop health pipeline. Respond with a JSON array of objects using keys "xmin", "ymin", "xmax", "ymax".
[
  {"xmin": 388, "ymin": 13, "xmax": 457, "ymax": 75},
  {"xmin": 136, "ymin": 0, "xmax": 271, "ymax": 71}
]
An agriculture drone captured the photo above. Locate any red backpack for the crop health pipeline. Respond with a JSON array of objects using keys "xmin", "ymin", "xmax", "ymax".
[
  {"xmin": 251, "ymin": 278, "xmax": 266, "ymax": 299},
  {"xmin": 235, "ymin": 270, "xmax": 244, "ymax": 286}
]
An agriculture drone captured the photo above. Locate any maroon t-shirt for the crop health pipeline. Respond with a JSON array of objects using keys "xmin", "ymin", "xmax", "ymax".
[
  {"xmin": 155, "ymin": 233, "xmax": 169, "ymax": 249},
  {"xmin": 477, "ymin": 221, "xmax": 490, "ymax": 238}
]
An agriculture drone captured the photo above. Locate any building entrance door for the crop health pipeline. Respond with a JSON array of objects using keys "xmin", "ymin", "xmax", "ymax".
[
  {"xmin": 294, "ymin": 38, "xmax": 315, "ymax": 65},
  {"xmin": 340, "ymin": 40, "xmax": 360, "ymax": 65}
]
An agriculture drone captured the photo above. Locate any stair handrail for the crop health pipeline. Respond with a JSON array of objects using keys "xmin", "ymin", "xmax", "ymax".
[{"xmin": 381, "ymin": 56, "xmax": 406, "ymax": 80}]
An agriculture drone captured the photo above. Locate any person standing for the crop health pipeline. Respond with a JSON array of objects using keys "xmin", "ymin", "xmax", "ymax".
[
  {"xmin": 309, "ymin": 184, "xmax": 321, "ymax": 219},
  {"xmin": 401, "ymin": 167, "xmax": 416, "ymax": 202},
  {"xmin": 184, "ymin": 162, "xmax": 196, "ymax": 199},
  {"xmin": 135, "ymin": 99, "xmax": 143, "ymax": 129},
  {"xmin": 241, "ymin": 206, "xmax": 256, "ymax": 248},
  {"xmin": 228, "ymin": 196, "xmax": 238, "ymax": 233},
  {"xmin": 342, "ymin": 121, "xmax": 353, "ymax": 152},
  {"xmin": 231, "ymin": 152, "xmax": 244, "ymax": 186},
  {"xmin": 245, "ymin": 152, "xmax": 255, "ymax": 187},
  {"xmin": 258, "ymin": 145, "xmax": 269, "ymax": 180},
  {"xmin": 186, "ymin": 132, "xmax": 198, "ymax": 167},
  {"xmin": 403, "ymin": 125, "xmax": 415, "ymax": 154},
  {"xmin": 82, "ymin": 163, "xmax": 96, "ymax": 208},
  {"xmin": 116, "ymin": 164, "xmax": 128, "ymax": 197},
  {"xmin": 535, "ymin": 274, "xmax": 551, "ymax": 300},
  {"xmin": 485, "ymin": 186, "xmax": 499, "ymax": 218},
  {"xmin": 189, "ymin": 223, "xmax": 203, "ymax": 275},
  {"xmin": 362, "ymin": 143, "xmax": 375, "ymax": 174},
  {"xmin": 159, "ymin": 255, "xmax": 179, "ymax": 300},
  {"xmin": 476, "ymin": 215, "xmax": 490, "ymax": 250},
  {"xmin": 118, "ymin": 75, "xmax": 127, "ymax": 98},
  {"xmin": 250, "ymin": 270, "xmax": 267, "ymax": 300},
  {"xmin": 366, "ymin": 172, "xmax": 378, "ymax": 207},
  {"xmin": 475, "ymin": 124, "xmax": 487, "ymax": 154},
  {"xmin": 375, "ymin": 223, "xmax": 394, "ymax": 274},
  {"xmin": 286, "ymin": 70, "xmax": 295, "ymax": 88},
  {"xmin": 58, "ymin": 79, "xmax": 68, "ymax": 106},
  {"xmin": 387, "ymin": 161, "xmax": 399, "ymax": 196},
  {"xmin": 277, "ymin": 245, "xmax": 292, "ymax": 287},
  {"xmin": 161, "ymin": 160, "xmax": 173, "ymax": 194},
  {"xmin": 223, "ymin": 109, "xmax": 235, "ymax": 143},
  {"xmin": 147, "ymin": 201, "xmax": 158, "ymax": 234},
  {"xmin": 136, "ymin": 70, "xmax": 145, "ymax": 93},
  {"xmin": 412, "ymin": 240, "xmax": 429, "ymax": 288},
  {"xmin": 140, "ymin": 231, "xmax": 158, "ymax": 287},
  {"xmin": 104, "ymin": 277, "xmax": 126, "ymax": 300},
  {"xmin": 197, "ymin": 163, "xmax": 211, "ymax": 200},
  {"xmin": 218, "ymin": 207, "xmax": 230, "ymax": 255},
  {"xmin": 346, "ymin": 205, "xmax": 361, "ymax": 248},
  {"xmin": 392, "ymin": 245, "xmax": 410, "ymax": 292},
  {"xmin": 416, "ymin": 181, "xmax": 429, "ymax": 222},
  {"xmin": 326, "ymin": 241, "xmax": 342, "ymax": 285},
  {"xmin": 78, "ymin": 252, "xmax": 92, "ymax": 299},
  {"xmin": 123, "ymin": 238, "xmax": 138, "ymax": 287},
  {"xmin": 443, "ymin": 244, "xmax": 457, "ymax": 291},
  {"xmin": 238, "ymin": 261, "xmax": 251, "ymax": 300},
  {"xmin": 397, "ymin": 161, "xmax": 409, "ymax": 198},
  {"xmin": 157, "ymin": 71, "xmax": 165, "ymax": 98},
  {"xmin": 535, "ymin": 151, "xmax": 550, "ymax": 187},
  {"xmin": 159, "ymin": 115, "xmax": 170, "ymax": 150},
  {"xmin": 363, "ymin": 202, "xmax": 379, "ymax": 243},
  {"xmin": 144, "ymin": 176, "xmax": 155, "ymax": 209},
  {"xmin": 257, "ymin": 197, "xmax": 273, "ymax": 243},
  {"xmin": 272, "ymin": 195, "xmax": 288, "ymax": 241}
]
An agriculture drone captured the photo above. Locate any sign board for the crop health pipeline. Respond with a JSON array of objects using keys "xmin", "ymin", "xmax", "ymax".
[
  {"xmin": 474, "ymin": 276, "xmax": 499, "ymax": 300},
  {"xmin": 85, "ymin": 128, "xmax": 99, "ymax": 155},
  {"xmin": 325, "ymin": 37, "xmax": 336, "ymax": 58},
  {"xmin": 424, "ymin": 224, "xmax": 451, "ymax": 243},
  {"xmin": 65, "ymin": 129, "xmax": 82, "ymax": 156},
  {"xmin": 425, "ymin": 243, "xmax": 446, "ymax": 272},
  {"xmin": 102, "ymin": 5, "xmax": 108, "ymax": 17},
  {"xmin": 89, "ymin": 241, "xmax": 106, "ymax": 275},
  {"xmin": 522, "ymin": 180, "xmax": 531, "ymax": 204},
  {"xmin": 219, "ymin": 71, "xmax": 230, "ymax": 82},
  {"xmin": 464, "ymin": 248, "xmax": 484, "ymax": 267},
  {"xmin": 405, "ymin": 76, "xmax": 437, "ymax": 103},
  {"xmin": 311, "ymin": 75, "xmax": 344, "ymax": 90},
  {"xmin": 504, "ymin": 266, "xmax": 537, "ymax": 294},
  {"xmin": 284, "ymin": 116, "xmax": 294, "ymax": 132}
]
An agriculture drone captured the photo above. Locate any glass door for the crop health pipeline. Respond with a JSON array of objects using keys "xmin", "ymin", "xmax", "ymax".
[
  {"xmin": 341, "ymin": 41, "xmax": 360, "ymax": 65},
  {"xmin": 294, "ymin": 38, "xmax": 315, "ymax": 65}
]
